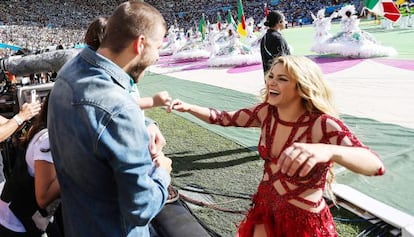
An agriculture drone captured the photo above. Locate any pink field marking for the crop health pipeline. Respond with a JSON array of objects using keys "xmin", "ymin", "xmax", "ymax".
[
  {"xmin": 158, "ymin": 55, "xmax": 414, "ymax": 75},
  {"xmin": 372, "ymin": 59, "xmax": 414, "ymax": 71}
]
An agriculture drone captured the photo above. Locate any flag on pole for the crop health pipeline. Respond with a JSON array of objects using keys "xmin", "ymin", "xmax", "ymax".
[
  {"xmin": 217, "ymin": 12, "xmax": 222, "ymax": 31},
  {"xmin": 264, "ymin": 2, "xmax": 269, "ymax": 17},
  {"xmin": 365, "ymin": 0, "xmax": 401, "ymax": 22},
  {"xmin": 198, "ymin": 13, "xmax": 207, "ymax": 40},
  {"xmin": 237, "ymin": 0, "xmax": 247, "ymax": 37},
  {"xmin": 227, "ymin": 10, "xmax": 237, "ymax": 30}
]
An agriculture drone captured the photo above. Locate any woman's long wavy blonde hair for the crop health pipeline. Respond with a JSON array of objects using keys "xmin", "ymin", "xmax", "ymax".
[
  {"xmin": 261, "ymin": 55, "xmax": 338, "ymax": 202},
  {"xmin": 262, "ymin": 55, "xmax": 338, "ymax": 117}
]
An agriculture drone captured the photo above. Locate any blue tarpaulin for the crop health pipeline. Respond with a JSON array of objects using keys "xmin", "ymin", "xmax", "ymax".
[
  {"xmin": 270, "ymin": 0, "xmax": 279, "ymax": 5},
  {"xmin": 74, "ymin": 43, "xmax": 86, "ymax": 49},
  {"xmin": 0, "ymin": 43, "xmax": 21, "ymax": 51}
]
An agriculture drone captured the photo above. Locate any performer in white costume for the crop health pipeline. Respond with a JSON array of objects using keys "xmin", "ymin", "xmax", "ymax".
[
  {"xmin": 160, "ymin": 25, "xmax": 180, "ymax": 56},
  {"xmin": 409, "ymin": 3, "xmax": 414, "ymax": 27},
  {"xmin": 205, "ymin": 23, "xmax": 222, "ymax": 57},
  {"xmin": 310, "ymin": 9, "xmax": 338, "ymax": 54},
  {"xmin": 244, "ymin": 17, "xmax": 259, "ymax": 47},
  {"xmin": 398, "ymin": 2, "xmax": 411, "ymax": 29},
  {"xmin": 171, "ymin": 27, "xmax": 210, "ymax": 62},
  {"xmin": 250, "ymin": 17, "xmax": 267, "ymax": 49},
  {"xmin": 207, "ymin": 26, "xmax": 260, "ymax": 67},
  {"xmin": 323, "ymin": 5, "xmax": 397, "ymax": 58}
]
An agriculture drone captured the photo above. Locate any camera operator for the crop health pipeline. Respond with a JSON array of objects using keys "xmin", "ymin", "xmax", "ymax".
[{"xmin": 0, "ymin": 100, "xmax": 41, "ymax": 183}]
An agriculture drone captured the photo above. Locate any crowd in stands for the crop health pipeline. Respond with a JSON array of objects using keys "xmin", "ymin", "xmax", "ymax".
[
  {"xmin": 0, "ymin": 0, "xmax": 360, "ymax": 56},
  {"xmin": 149, "ymin": 0, "xmax": 360, "ymax": 31}
]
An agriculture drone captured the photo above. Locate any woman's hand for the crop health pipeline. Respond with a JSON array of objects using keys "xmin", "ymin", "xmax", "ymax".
[
  {"xmin": 167, "ymin": 99, "xmax": 191, "ymax": 113},
  {"xmin": 278, "ymin": 143, "xmax": 332, "ymax": 177},
  {"xmin": 19, "ymin": 101, "xmax": 42, "ymax": 121}
]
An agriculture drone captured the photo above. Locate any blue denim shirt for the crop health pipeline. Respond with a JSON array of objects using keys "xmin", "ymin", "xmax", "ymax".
[{"xmin": 48, "ymin": 47, "xmax": 171, "ymax": 237}]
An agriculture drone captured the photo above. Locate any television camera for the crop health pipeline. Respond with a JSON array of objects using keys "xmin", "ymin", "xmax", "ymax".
[
  {"xmin": 0, "ymin": 48, "xmax": 77, "ymax": 118},
  {"xmin": 0, "ymin": 70, "xmax": 54, "ymax": 118}
]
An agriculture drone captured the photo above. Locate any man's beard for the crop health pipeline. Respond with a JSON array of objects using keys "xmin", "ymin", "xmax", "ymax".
[{"xmin": 127, "ymin": 63, "xmax": 147, "ymax": 83}]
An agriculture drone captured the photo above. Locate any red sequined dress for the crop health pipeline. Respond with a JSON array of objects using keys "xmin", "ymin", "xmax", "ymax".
[{"xmin": 208, "ymin": 103, "xmax": 382, "ymax": 237}]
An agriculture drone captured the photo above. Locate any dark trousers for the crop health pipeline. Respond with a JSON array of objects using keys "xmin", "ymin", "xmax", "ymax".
[{"xmin": 0, "ymin": 153, "xmax": 5, "ymax": 183}]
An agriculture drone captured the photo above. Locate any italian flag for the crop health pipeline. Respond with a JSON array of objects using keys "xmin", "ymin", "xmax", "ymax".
[{"xmin": 365, "ymin": 0, "xmax": 401, "ymax": 22}]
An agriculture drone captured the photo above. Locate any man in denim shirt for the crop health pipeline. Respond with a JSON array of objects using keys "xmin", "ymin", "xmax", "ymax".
[{"xmin": 47, "ymin": 2, "xmax": 172, "ymax": 237}]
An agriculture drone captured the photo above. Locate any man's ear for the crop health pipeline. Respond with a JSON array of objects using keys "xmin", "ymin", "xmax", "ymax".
[
  {"xmin": 134, "ymin": 36, "xmax": 145, "ymax": 54},
  {"xmin": 134, "ymin": 39, "xmax": 139, "ymax": 54}
]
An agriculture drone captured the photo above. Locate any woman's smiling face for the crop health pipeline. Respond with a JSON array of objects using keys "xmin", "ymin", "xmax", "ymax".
[{"xmin": 265, "ymin": 63, "xmax": 301, "ymax": 108}]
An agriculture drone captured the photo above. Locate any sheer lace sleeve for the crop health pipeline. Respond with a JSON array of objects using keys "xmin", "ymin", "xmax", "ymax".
[
  {"xmin": 319, "ymin": 114, "xmax": 385, "ymax": 175},
  {"xmin": 318, "ymin": 114, "xmax": 366, "ymax": 147},
  {"xmin": 208, "ymin": 103, "xmax": 267, "ymax": 128}
]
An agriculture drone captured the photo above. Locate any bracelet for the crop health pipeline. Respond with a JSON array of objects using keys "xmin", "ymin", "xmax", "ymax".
[{"xmin": 13, "ymin": 114, "xmax": 24, "ymax": 126}]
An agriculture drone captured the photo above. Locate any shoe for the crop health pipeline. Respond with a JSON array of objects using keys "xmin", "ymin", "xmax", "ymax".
[{"xmin": 166, "ymin": 185, "xmax": 179, "ymax": 204}]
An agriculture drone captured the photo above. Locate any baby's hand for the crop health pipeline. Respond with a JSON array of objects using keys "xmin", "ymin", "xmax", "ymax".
[{"xmin": 153, "ymin": 91, "xmax": 172, "ymax": 107}]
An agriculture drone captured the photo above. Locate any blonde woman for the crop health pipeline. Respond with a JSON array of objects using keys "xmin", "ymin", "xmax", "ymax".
[{"xmin": 168, "ymin": 55, "xmax": 385, "ymax": 237}]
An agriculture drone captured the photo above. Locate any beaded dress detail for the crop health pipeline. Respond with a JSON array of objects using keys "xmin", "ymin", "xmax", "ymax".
[{"xmin": 208, "ymin": 103, "xmax": 380, "ymax": 237}]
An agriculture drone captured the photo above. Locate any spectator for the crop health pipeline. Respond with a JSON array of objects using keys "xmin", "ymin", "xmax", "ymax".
[
  {"xmin": 83, "ymin": 16, "xmax": 108, "ymax": 50},
  {"xmin": 0, "ymin": 93, "xmax": 63, "ymax": 237},
  {"xmin": 47, "ymin": 2, "xmax": 172, "ymax": 237},
  {"xmin": 0, "ymin": 98, "xmax": 41, "ymax": 182}
]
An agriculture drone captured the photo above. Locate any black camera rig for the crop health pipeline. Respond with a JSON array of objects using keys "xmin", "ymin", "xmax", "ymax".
[{"xmin": 0, "ymin": 69, "xmax": 54, "ymax": 119}]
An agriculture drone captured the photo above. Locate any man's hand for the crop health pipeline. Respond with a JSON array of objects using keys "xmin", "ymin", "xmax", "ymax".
[
  {"xmin": 152, "ymin": 152, "xmax": 172, "ymax": 174},
  {"xmin": 147, "ymin": 123, "xmax": 166, "ymax": 159}
]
